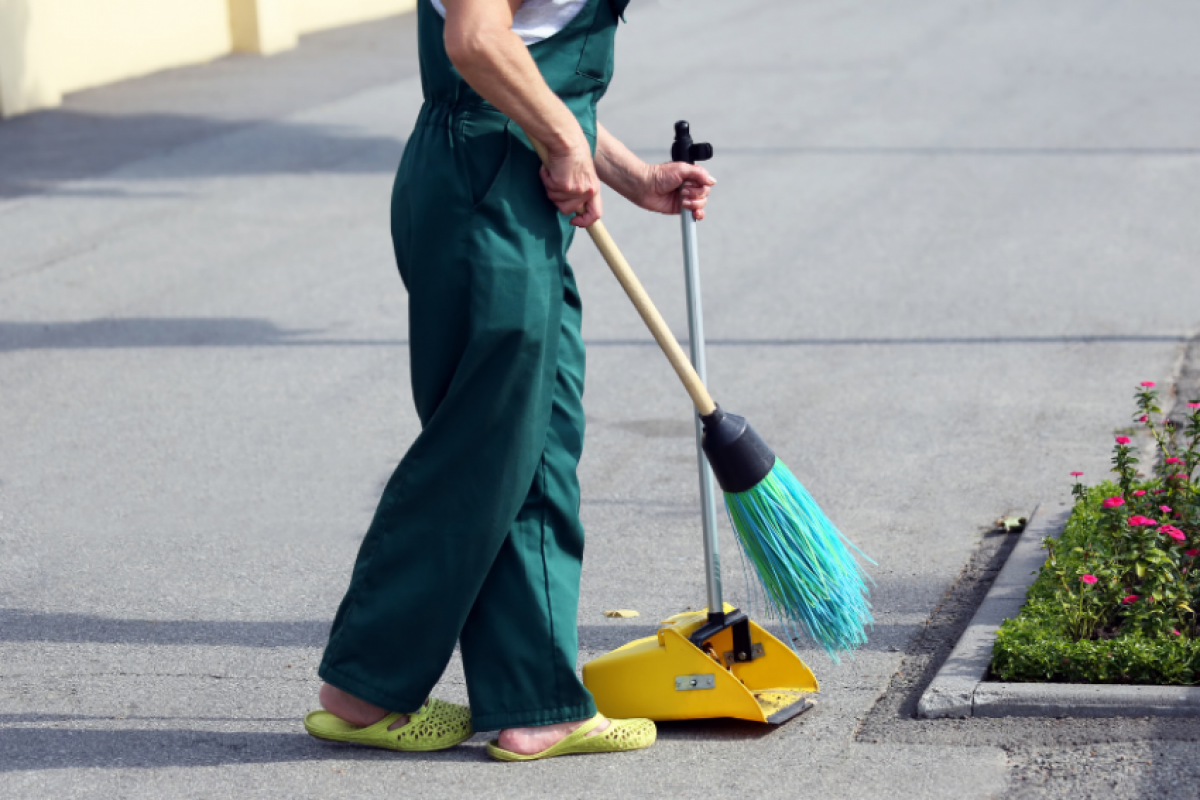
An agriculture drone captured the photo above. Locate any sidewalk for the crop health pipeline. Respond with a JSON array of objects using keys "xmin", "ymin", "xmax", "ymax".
[{"xmin": 3, "ymin": 2, "xmax": 1200, "ymax": 797}]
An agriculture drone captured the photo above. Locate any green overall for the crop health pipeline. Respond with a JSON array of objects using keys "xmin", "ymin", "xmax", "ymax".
[{"xmin": 319, "ymin": 0, "xmax": 628, "ymax": 731}]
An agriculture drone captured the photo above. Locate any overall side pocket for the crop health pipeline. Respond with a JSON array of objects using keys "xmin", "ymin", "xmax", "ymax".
[{"xmin": 459, "ymin": 116, "xmax": 513, "ymax": 211}]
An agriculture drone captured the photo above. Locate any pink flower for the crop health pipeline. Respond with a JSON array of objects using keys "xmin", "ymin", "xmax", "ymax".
[
  {"xmin": 1128, "ymin": 516, "xmax": 1158, "ymax": 527},
  {"xmin": 1115, "ymin": 436, "xmax": 1131, "ymax": 445},
  {"xmin": 1172, "ymin": 473, "xmax": 1190, "ymax": 480},
  {"xmin": 1186, "ymin": 549, "xmax": 1199, "ymax": 557},
  {"xmin": 1166, "ymin": 457, "xmax": 1183, "ymax": 465},
  {"xmin": 1173, "ymin": 629, "xmax": 1182, "ymax": 636},
  {"xmin": 1123, "ymin": 594, "xmax": 1139, "ymax": 604},
  {"xmin": 1080, "ymin": 574, "xmax": 1098, "ymax": 585},
  {"xmin": 1160, "ymin": 505, "xmax": 1173, "ymax": 514},
  {"xmin": 1189, "ymin": 403, "xmax": 1200, "ymax": 409},
  {"xmin": 1142, "ymin": 381, "xmax": 1156, "ymax": 387},
  {"xmin": 1071, "ymin": 471, "xmax": 1084, "ymax": 477},
  {"xmin": 1102, "ymin": 497, "xmax": 1125, "ymax": 508},
  {"xmin": 1159, "ymin": 525, "xmax": 1186, "ymax": 542},
  {"xmin": 1139, "ymin": 415, "xmax": 1149, "ymax": 422},
  {"xmin": 1154, "ymin": 489, "xmax": 1167, "ymax": 494},
  {"xmin": 1133, "ymin": 490, "xmax": 1147, "ymax": 497}
]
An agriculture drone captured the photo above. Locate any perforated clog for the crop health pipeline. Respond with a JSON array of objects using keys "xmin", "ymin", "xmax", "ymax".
[
  {"xmin": 304, "ymin": 697, "xmax": 473, "ymax": 752},
  {"xmin": 485, "ymin": 714, "xmax": 656, "ymax": 761}
]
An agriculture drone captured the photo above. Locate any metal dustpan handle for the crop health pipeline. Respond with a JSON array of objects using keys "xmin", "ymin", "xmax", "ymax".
[{"xmin": 672, "ymin": 121, "xmax": 723, "ymax": 616}]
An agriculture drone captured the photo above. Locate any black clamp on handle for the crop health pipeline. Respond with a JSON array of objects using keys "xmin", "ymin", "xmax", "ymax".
[{"xmin": 671, "ymin": 120, "xmax": 713, "ymax": 164}]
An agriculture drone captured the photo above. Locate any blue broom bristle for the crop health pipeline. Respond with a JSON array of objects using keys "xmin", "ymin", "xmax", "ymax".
[{"xmin": 723, "ymin": 458, "xmax": 874, "ymax": 662}]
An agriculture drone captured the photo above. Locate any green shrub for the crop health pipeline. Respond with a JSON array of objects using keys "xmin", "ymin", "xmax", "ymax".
[{"xmin": 992, "ymin": 384, "xmax": 1200, "ymax": 684}]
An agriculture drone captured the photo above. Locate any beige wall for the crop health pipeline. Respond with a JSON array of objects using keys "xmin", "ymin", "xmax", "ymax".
[
  {"xmin": 229, "ymin": 0, "xmax": 416, "ymax": 56},
  {"xmin": 0, "ymin": 0, "xmax": 416, "ymax": 118},
  {"xmin": 293, "ymin": 0, "xmax": 414, "ymax": 35},
  {"xmin": 0, "ymin": 0, "xmax": 55, "ymax": 115}
]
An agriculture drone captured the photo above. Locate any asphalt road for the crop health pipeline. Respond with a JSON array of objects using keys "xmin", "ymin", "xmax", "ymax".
[{"xmin": 3, "ymin": 1, "xmax": 1200, "ymax": 797}]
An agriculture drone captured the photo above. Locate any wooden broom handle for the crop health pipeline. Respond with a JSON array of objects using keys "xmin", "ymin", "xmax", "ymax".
[{"xmin": 528, "ymin": 135, "xmax": 718, "ymax": 416}]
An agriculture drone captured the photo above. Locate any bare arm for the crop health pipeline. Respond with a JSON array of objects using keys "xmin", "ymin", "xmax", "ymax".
[
  {"xmin": 595, "ymin": 124, "xmax": 716, "ymax": 220},
  {"xmin": 442, "ymin": 0, "xmax": 601, "ymax": 225}
]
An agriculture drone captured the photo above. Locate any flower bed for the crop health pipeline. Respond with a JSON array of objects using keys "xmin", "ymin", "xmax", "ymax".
[{"xmin": 992, "ymin": 383, "xmax": 1200, "ymax": 684}]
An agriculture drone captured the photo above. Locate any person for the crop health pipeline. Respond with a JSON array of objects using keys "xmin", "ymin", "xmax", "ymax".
[{"xmin": 303, "ymin": 0, "xmax": 715, "ymax": 761}]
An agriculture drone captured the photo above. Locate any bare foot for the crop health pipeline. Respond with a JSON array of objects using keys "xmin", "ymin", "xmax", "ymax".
[
  {"xmin": 319, "ymin": 683, "xmax": 410, "ymax": 731},
  {"xmin": 497, "ymin": 716, "xmax": 611, "ymax": 755}
]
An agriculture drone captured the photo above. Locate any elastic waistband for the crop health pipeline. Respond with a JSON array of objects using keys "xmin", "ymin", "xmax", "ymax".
[
  {"xmin": 415, "ymin": 99, "xmax": 596, "ymax": 140},
  {"xmin": 416, "ymin": 100, "xmax": 507, "ymax": 126}
]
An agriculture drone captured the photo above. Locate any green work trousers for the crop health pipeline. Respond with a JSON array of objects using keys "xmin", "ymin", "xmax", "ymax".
[{"xmin": 319, "ymin": 103, "xmax": 597, "ymax": 731}]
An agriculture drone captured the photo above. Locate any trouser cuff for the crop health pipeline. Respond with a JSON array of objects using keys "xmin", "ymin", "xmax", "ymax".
[
  {"xmin": 317, "ymin": 661, "xmax": 427, "ymax": 715},
  {"xmin": 470, "ymin": 700, "xmax": 597, "ymax": 731}
]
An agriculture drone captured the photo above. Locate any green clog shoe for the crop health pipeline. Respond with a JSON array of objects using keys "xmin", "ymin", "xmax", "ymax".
[
  {"xmin": 304, "ymin": 697, "xmax": 473, "ymax": 752},
  {"xmin": 485, "ymin": 714, "xmax": 656, "ymax": 761}
]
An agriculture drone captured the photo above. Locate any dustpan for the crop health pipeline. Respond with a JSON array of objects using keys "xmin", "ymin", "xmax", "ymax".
[{"xmin": 582, "ymin": 122, "xmax": 818, "ymax": 724}]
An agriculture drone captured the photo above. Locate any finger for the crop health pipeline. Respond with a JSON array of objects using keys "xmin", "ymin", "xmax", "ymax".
[
  {"xmin": 542, "ymin": 170, "xmax": 574, "ymax": 204},
  {"xmin": 572, "ymin": 205, "xmax": 597, "ymax": 227},
  {"xmin": 550, "ymin": 183, "xmax": 596, "ymax": 203},
  {"xmin": 573, "ymin": 194, "xmax": 603, "ymax": 227},
  {"xmin": 547, "ymin": 184, "xmax": 594, "ymax": 208},
  {"xmin": 576, "ymin": 182, "xmax": 599, "ymax": 202},
  {"xmin": 555, "ymin": 198, "xmax": 584, "ymax": 216},
  {"xmin": 682, "ymin": 165, "xmax": 717, "ymax": 186},
  {"xmin": 552, "ymin": 188, "xmax": 597, "ymax": 214}
]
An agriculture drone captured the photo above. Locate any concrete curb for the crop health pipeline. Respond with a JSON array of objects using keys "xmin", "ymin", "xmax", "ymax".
[
  {"xmin": 917, "ymin": 504, "xmax": 1065, "ymax": 718},
  {"xmin": 971, "ymin": 682, "xmax": 1200, "ymax": 718},
  {"xmin": 917, "ymin": 504, "xmax": 1200, "ymax": 718}
]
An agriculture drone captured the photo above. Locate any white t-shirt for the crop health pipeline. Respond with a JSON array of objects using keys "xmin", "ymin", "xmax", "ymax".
[{"xmin": 429, "ymin": 0, "xmax": 591, "ymax": 46}]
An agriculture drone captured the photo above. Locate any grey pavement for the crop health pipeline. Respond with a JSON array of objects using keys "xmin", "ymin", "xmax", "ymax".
[{"xmin": 3, "ymin": 0, "xmax": 1200, "ymax": 797}]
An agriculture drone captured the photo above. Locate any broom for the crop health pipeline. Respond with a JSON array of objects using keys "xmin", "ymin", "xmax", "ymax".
[{"xmin": 528, "ymin": 135, "xmax": 873, "ymax": 658}]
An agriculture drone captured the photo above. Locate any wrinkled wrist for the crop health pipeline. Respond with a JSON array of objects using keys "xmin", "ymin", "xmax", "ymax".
[
  {"xmin": 629, "ymin": 161, "xmax": 656, "ymax": 203},
  {"xmin": 639, "ymin": 162, "xmax": 658, "ymax": 191},
  {"xmin": 545, "ymin": 129, "xmax": 591, "ymax": 160}
]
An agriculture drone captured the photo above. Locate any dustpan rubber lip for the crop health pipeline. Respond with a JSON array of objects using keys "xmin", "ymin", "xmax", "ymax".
[{"xmin": 700, "ymin": 405, "xmax": 775, "ymax": 493}]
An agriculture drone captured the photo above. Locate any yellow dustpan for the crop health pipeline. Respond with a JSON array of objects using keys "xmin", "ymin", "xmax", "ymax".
[{"xmin": 584, "ymin": 604, "xmax": 817, "ymax": 724}]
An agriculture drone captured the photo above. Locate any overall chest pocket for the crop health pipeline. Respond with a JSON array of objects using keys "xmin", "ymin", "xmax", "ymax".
[{"xmin": 576, "ymin": 0, "xmax": 629, "ymax": 84}]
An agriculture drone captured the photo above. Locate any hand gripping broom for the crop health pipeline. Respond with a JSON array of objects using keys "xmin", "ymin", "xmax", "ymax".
[{"xmin": 529, "ymin": 127, "xmax": 872, "ymax": 660}]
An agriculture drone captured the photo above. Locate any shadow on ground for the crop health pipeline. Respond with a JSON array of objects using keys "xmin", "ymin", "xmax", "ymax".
[
  {"xmin": 0, "ymin": 718, "xmax": 791, "ymax": 773},
  {"xmin": 0, "ymin": 319, "xmax": 323, "ymax": 351},
  {"xmin": 0, "ymin": 606, "xmax": 925, "ymax": 659},
  {"xmin": 1, "ymin": 318, "xmax": 1192, "ymax": 352},
  {"xmin": 0, "ymin": 728, "xmax": 485, "ymax": 771},
  {"xmin": 0, "ymin": 113, "xmax": 404, "ymax": 200},
  {"xmin": 0, "ymin": 609, "xmax": 330, "ymax": 647},
  {"xmin": 0, "ymin": 15, "xmax": 420, "ymax": 200}
]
